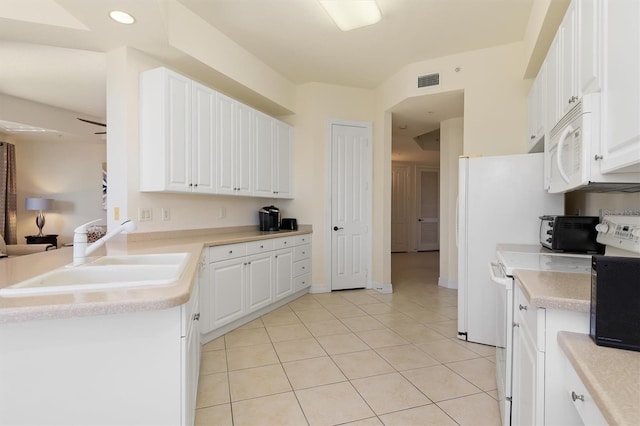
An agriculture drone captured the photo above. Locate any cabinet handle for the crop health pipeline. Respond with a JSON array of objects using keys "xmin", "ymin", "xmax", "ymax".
[
  {"xmin": 519, "ymin": 304, "xmax": 527, "ymax": 311},
  {"xmin": 193, "ymin": 313, "xmax": 200, "ymax": 321},
  {"xmin": 571, "ymin": 391, "xmax": 584, "ymax": 402},
  {"xmin": 530, "ymin": 135, "xmax": 535, "ymax": 140},
  {"xmin": 302, "ymin": 266, "xmax": 305, "ymax": 270},
  {"xmin": 229, "ymin": 250, "xmax": 233, "ymax": 254},
  {"xmin": 594, "ymin": 154, "xmax": 603, "ymax": 160},
  {"xmin": 283, "ymin": 242, "xmax": 287, "ymax": 245},
  {"xmin": 513, "ymin": 322, "xmax": 520, "ymax": 328},
  {"xmin": 194, "ymin": 183, "xmax": 198, "ymax": 187},
  {"xmin": 189, "ymin": 183, "xmax": 193, "ymax": 187},
  {"xmin": 260, "ymin": 245, "xmax": 264, "ymax": 248},
  {"xmin": 248, "ymin": 261, "xmax": 252, "ymax": 265}
]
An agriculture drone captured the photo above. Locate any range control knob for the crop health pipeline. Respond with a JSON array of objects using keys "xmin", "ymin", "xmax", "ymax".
[
  {"xmin": 631, "ymin": 227, "xmax": 640, "ymax": 238},
  {"xmin": 595, "ymin": 223, "xmax": 610, "ymax": 233}
]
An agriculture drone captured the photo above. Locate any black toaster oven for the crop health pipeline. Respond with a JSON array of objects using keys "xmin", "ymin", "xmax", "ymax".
[
  {"xmin": 590, "ymin": 256, "xmax": 640, "ymax": 352},
  {"xmin": 539, "ymin": 215, "xmax": 603, "ymax": 253}
]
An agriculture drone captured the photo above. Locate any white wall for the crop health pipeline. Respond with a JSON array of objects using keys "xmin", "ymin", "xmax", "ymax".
[
  {"xmin": 438, "ymin": 117, "xmax": 464, "ymax": 289},
  {"xmin": 287, "ymin": 82, "xmax": 376, "ymax": 290},
  {"xmin": 7, "ymin": 133, "xmax": 106, "ymax": 246},
  {"xmin": 565, "ymin": 192, "xmax": 640, "ymax": 217}
]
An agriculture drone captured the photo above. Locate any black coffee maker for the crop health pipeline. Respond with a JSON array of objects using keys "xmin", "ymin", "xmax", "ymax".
[{"xmin": 259, "ymin": 206, "xmax": 280, "ymax": 231}]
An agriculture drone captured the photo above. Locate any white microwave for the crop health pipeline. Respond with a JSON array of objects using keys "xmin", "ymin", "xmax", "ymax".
[{"xmin": 545, "ymin": 94, "xmax": 640, "ymax": 193}]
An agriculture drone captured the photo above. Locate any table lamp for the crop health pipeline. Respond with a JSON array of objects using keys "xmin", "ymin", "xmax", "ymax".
[{"xmin": 25, "ymin": 198, "xmax": 54, "ymax": 236}]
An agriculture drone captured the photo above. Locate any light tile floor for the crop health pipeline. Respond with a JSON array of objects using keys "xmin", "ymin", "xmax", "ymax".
[{"xmin": 195, "ymin": 252, "xmax": 500, "ymax": 425}]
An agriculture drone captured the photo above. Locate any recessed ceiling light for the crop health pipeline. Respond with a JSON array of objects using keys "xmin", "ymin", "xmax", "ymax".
[
  {"xmin": 319, "ymin": 0, "xmax": 381, "ymax": 31},
  {"xmin": 109, "ymin": 10, "xmax": 135, "ymax": 25}
]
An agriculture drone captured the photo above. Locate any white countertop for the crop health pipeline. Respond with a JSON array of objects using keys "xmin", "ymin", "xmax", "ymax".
[{"xmin": 0, "ymin": 225, "xmax": 312, "ymax": 324}]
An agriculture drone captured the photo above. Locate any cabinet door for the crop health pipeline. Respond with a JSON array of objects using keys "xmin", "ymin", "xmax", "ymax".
[
  {"xmin": 599, "ymin": 0, "xmax": 640, "ymax": 173},
  {"xmin": 254, "ymin": 112, "xmax": 275, "ymax": 197},
  {"xmin": 216, "ymin": 93, "xmax": 237, "ymax": 195},
  {"xmin": 246, "ymin": 253, "xmax": 273, "ymax": 312},
  {"xmin": 511, "ymin": 322, "xmax": 540, "ymax": 426},
  {"xmin": 236, "ymin": 103, "xmax": 254, "ymax": 195},
  {"xmin": 210, "ymin": 258, "xmax": 245, "ymax": 328},
  {"xmin": 192, "ymin": 82, "xmax": 217, "ymax": 194},
  {"xmin": 274, "ymin": 121, "xmax": 293, "ymax": 198},
  {"xmin": 182, "ymin": 280, "xmax": 200, "ymax": 426},
  {"xmin": 559, "ymin": 1, "xmax": 579, "ymax": 118},
  {"xmin": 274, "ymin": 249, "xmax": 293, "ymax": 299},
  {"xmin": 579, "ymin": 0, "xmax": 602, "ymax": 94},
  {"xmin": 546, "ymin": 35, "xmax": 562, "ymax": 128},
  {"xmin": 165, "ymin": 71, "xmax": 192, "ymax": 191}
]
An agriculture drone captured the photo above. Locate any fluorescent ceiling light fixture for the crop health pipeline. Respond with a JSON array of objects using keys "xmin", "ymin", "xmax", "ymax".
[
  {"xmin": 0, "ymin": 120, "xmax": 51, "ymax": 133},
  {"xmin": 109, "ymin": 10, "xmax": 135, "ymax": 25},
  {"xmin": 319, "ymin": 0, "xmax": 382, "ymax": 31}
]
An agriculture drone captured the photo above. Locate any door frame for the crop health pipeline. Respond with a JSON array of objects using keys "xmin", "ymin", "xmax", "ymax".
[{"xmin": 324, "ymin": 119, "xmax": 373, "ymax": 291}]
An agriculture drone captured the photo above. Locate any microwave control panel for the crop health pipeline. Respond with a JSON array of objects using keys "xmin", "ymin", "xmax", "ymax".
[{"xmin": 596, "ymin": 215, "xmax": 640, "ymax": 254}]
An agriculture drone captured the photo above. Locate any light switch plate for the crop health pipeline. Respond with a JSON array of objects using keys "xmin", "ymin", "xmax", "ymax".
[{"xmin": 138, "ymin": 207, "xmax": 152, "ymax": 222}]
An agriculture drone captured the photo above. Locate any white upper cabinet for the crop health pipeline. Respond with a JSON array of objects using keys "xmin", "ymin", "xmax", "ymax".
[
  {"xmin": 254, "ymin": 111, "xmax": 274, "ymax": 197},
  {"xmin": 140, "ymin": 67, "xmax": 294, "ymax": 198},
  {"xmin": 598, "ymin": 0, "xmax": 640, "ymax": 173},
  {"xmin": 253, "ymin": 112, "xmax": 294, "ymax": 199},
  {"xmin": 191, "ymin": 82, "xmax": 217, "ymax": 194},
  {"xmin": 140, "ymin": 68, "xmax": 193, "ymax": 192},
  {"xmin": 542, "ymin": 0, "xmax": 603, "ymax": 130},
  {"xmin": 527, "ymin": 62, "xmax": 546, "ymax": 151}
]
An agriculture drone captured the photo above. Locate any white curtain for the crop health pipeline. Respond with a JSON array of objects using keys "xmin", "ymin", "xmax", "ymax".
[{"xmin": 0, "ymin": 142, "xmax": 17, "ymax": 244}]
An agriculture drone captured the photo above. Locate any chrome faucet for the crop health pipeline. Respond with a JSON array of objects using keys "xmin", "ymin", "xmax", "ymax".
[{"xmin": 73, "ymin": 219, "xmax": 136, "ymax": 265}]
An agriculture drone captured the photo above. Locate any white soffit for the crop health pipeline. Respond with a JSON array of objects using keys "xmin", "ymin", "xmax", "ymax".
[{"xmin": 0, "ymin": 0, "xmax": 89, "ymax": 30}]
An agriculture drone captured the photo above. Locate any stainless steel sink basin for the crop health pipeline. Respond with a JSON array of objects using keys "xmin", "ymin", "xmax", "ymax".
[{"xmin": 0, "ymin": 253, "xmax": 190, "ymax": 297}]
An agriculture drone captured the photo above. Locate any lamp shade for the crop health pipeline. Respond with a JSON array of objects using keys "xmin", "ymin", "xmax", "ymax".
[{"xmin": 25, "ymin": 198, "xmax": 53, "ymax": 211}]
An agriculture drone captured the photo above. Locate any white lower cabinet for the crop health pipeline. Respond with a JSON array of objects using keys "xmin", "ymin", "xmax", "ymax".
[
  {"xmin": 0, "ymin": 281, "xmax": 202, "ymax": 426},
  {"xmin": 201, "ymin": 234, "xmax": 312, "ymax": 336},
  {"xmin": 246, "ymin": 252, "xmax": 273, "ymax": 311},
  {"xmin": 512, "ymin": 280, "xmax": 590, "ymax": 426},
  {"xmin": 210, "ymin": 257, "xmax": 246, "ymax": 329},
  {"xmin": 274, "ymin": 248, "xmax": 293, "ymax": 299},
  {"xmin": 561, "ymin": 352, "xmax": 607, "ymax": 425}
]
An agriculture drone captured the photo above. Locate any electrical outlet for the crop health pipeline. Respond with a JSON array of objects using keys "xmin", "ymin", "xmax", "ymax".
[
  {"xmin": 161, "ymin": 208, "xmax": 170, "ymax": 221},
  {"xmin": 218, "ymin": 207, "xmax": 226, "ymax": 219},
  {"xmin": 138, "ymin": 207, "xmax": 152, "ymax": 222}
]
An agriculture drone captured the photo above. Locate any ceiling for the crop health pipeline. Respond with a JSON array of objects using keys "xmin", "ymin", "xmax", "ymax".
[{"xmin": 0, "ymin": 0, "xmax": 535, "ymax": 148}]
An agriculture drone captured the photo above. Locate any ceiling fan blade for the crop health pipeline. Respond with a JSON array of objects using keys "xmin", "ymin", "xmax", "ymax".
[{"xmin": 77, "ymin": 118, "xmax": 107, "ymax": 127}]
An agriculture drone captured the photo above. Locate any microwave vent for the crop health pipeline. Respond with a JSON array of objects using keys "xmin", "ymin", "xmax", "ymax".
[{"xmin": 417, "ymin": 73, "xmax": 440, "ymax": 88}]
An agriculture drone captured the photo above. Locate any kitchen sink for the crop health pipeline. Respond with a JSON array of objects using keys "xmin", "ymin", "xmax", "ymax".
[{"xmin": 0, "ymin": 253, "xmax": 190, "ymax": 297}]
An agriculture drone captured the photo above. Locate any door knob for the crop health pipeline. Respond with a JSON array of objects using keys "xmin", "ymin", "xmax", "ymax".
[{"xmin": 333, "ymin": 226, "xmax": 343, "ymax": 231}]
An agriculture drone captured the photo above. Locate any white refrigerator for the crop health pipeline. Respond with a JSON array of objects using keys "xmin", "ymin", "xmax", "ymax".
[{"xmin": 457, "ymin": 153, "xmax": 564, "ymax": 346}]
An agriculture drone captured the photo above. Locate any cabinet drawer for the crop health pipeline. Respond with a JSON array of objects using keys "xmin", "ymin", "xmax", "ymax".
[
  {"xmin": 293, "ymin": 259, "xmax": 311, "ymax": 277},
  {"xmin": 293, "ymin": 244, "xmax": 311, "ymax": 262},
  {"xmin": 563, "ymin": 355, "xmax": 607, "ymax": 425},
  {"xmin": 294, "ymin": 234, "xmax": 311, "ymax": 246},
  {"xmin": 273, "ymin": 237, "xmax": 295, "ymax": 249},
  {"xmin": 294, "ymin": 273, "xmax": 311, "ymax": 292},
  {"xmin": 246, "ymin": 240, "xmax": 274, "ymax": 255},
  {"xmin": 209, "ymin": 243, "xmax": 246, "ymax": 262}
]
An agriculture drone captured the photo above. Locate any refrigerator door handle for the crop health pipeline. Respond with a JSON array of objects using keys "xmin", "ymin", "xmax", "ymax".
[{"xmin": 455, "ymin": 196, "xmax": 459, "ymax": 249}]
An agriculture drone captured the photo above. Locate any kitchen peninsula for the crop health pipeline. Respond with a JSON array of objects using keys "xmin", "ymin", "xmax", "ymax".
[{"xmin": 0, "ymin": 225, "xmax": 312, "ymax": 425}]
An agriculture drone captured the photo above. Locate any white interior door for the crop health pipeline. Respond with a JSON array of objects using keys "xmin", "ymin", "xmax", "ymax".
[
  {"xmin": 417, "ymin": 167, "xmax": 439, "ymax": 251},
  {"xmin": 391, "ymin": 165, "xmax": 410, "ymax": 252},
  {"xmin": 330, "ymin": 121, "xmax": 371, "ymax": 291}
]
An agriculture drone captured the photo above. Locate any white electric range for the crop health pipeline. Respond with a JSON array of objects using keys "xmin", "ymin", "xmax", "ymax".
[{"xmin": 489, "ymin": 245, "xmax": 592, "ymax": 426}]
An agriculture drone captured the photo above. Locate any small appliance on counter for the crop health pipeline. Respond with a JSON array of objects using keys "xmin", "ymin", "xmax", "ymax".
[
  {"xmin": 539, "ymin": 215, "xmax": 603, "ymax": 253},
  {"xmin": 259, "ymin": 206, "xmax": 280, "ymax": 231},
  {"xmin": 280, "ymin": 218, "xmax": 298, "ymax": 231},
  {"xmin": 590, "ymin": 214, "xmax": 640, "ymax": 352}
]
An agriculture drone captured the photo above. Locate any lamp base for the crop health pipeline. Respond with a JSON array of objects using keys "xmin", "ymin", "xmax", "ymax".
[{"xmin": 35, "ymin": 213, "xmax": 46, "ymax": 237}]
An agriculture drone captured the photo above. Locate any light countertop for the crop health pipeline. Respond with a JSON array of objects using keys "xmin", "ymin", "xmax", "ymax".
[
  {"xmin": 0, "ymin": 225, "xmax": 312, "ymax": 324},
  {"xmin": 513, "ymin": 269, "xmax": 591, "ymax": 312},
  {"xmin": 558, "ymin": 331, "xmax": 640, "ymax": 425}
]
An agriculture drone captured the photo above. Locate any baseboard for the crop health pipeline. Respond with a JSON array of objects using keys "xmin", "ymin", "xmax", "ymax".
[
  {"xmin": 373, "ymin": 281, "xmax": 393, "ymax": 294},
  {"xmin": 308, "ymin": 283, "xmax": 331, "ymax": 294},
  {"xmin": 438, "ymin": 277, "xmax": 458, "ymax": 289}
]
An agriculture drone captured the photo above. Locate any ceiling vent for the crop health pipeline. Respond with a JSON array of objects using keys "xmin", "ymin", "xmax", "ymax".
[{"xmin": 417, "ymin": 73, "xmax": 440, "ymax": 88}]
